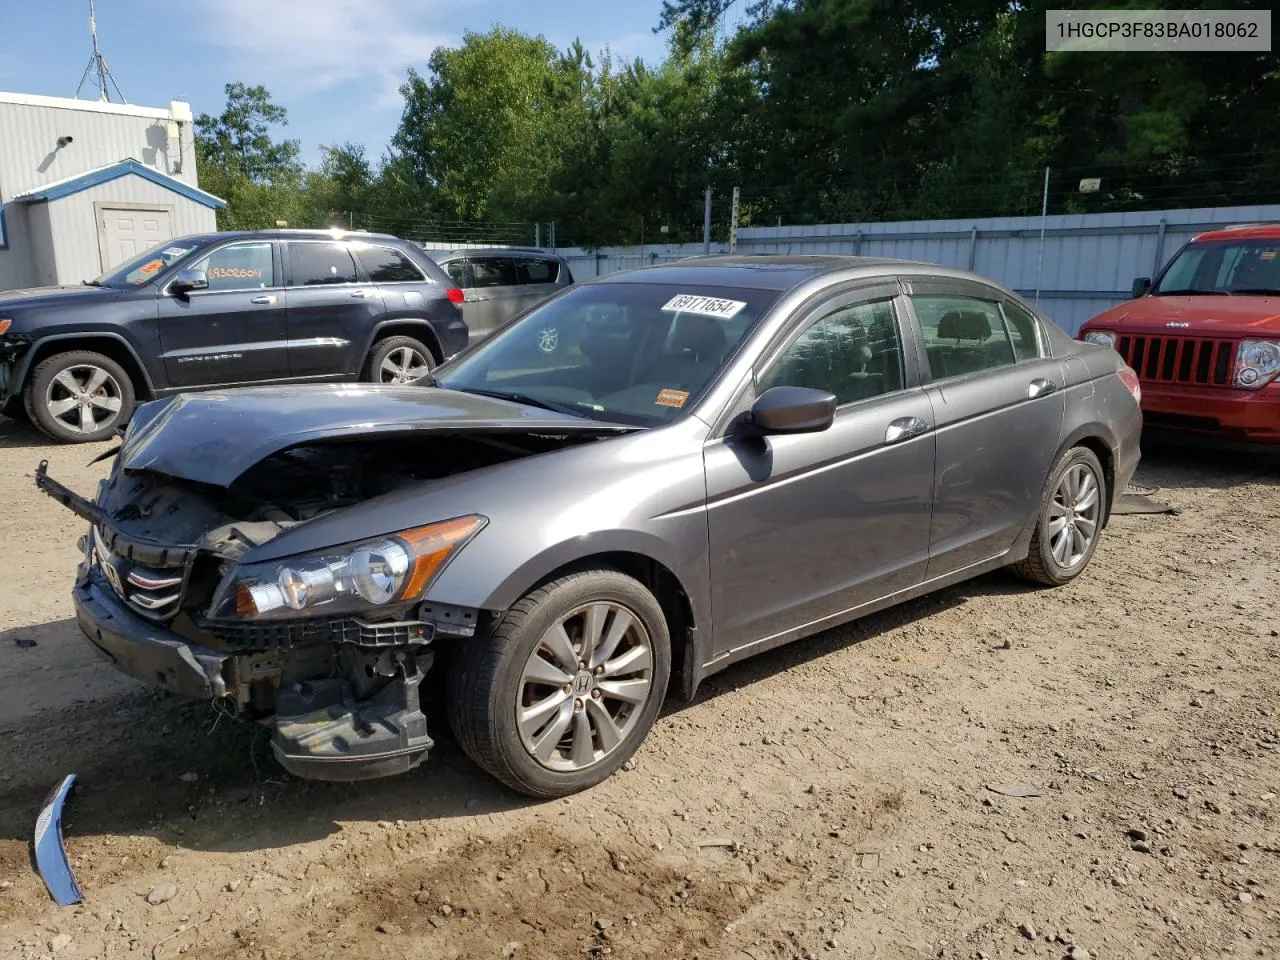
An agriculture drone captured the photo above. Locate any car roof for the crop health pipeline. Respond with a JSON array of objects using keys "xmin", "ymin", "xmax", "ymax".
[
  {"xmin": 594, "ymin": 254, "xmax": 959, "ymax": 292},
  {"xmin": 179, "ymin": 229, "xmax": 405, "ymax": 244},
  {"xmin": 1193, "ymin": 222, "xmax": 1280, "ymax": 243},
  {"xmin": 434, "ymin": 247, "xmax": 562, "ymax": 260}
]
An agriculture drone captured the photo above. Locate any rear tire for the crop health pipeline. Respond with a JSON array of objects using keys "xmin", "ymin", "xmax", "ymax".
[
  {"xmin": 447, "ymin": 569, "xmax": 671, "ymax": 798},
  {"xmin": 365, "ymin": 336, "xmax": 435, "ymax": 385},
  {"xmin": 25, "ymin": 350, "xmax": 134, "ymax": 444},
  {"xmin": 1012, "ymin": 446, "xmax": 1107, "ymax": 586}
]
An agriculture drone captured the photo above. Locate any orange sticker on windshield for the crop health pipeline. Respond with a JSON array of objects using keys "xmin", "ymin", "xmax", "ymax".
[
  {"xmin": 1261, "ymin": 249, "xmax": 1277, "ymax": 261},
  {"xmin": 655, "ymin": 388, "xmax": 689, "ymax": 409},
  {"xmin": 139, "ymin": 259, "xmax": 163, "ymax": 274}
]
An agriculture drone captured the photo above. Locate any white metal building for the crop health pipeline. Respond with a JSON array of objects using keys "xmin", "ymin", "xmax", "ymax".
[{"xmin": 0, "ymin": 91, "xmax": 224, "ymax": 292}]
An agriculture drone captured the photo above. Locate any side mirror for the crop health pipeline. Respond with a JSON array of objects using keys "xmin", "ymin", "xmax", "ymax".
[
  {"xmin": 170, "ymin": 267, "xmax": 208, "ymax": 295},
  {"xmin": 745, "ymin": 386, "xmax": 837, "ymax": 436},
  {"xmin": 1131, "ymin": 276, "xmax": 1152, "ymax": 299}
]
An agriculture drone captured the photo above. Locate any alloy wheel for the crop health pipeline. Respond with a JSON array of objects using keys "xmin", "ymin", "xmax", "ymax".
[
  {"xmin": 378, "ymin": 346, "xmax": 430, "ymax": 384},
  {"xmin": 516, "ymin": 601, "xmax": 654, "ymax": 771},
  {"xmin": 1047, "ymin": 462, "xmax": 1101, "ymax": 568},
  {"xmin": 44, "ymin": 365, "xmax": 123, "ymax": 435}
]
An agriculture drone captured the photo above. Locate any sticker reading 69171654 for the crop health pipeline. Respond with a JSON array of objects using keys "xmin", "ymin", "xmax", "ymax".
[{"xmin": 661, "ymin": 294, "xmax": 747, "ymax": 319}]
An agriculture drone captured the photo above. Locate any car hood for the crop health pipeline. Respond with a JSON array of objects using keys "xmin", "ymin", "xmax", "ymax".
[
  {"xmin": 1088, "ymin": 294, "xmax": 1280, "ymax": 334},
  {"xmin": 0, "ymin": 285, "xmax": 119, "ymax": 312},
  {"xmin": 120, "ymin": 384, "xmax": 635, "ymax": 487}
]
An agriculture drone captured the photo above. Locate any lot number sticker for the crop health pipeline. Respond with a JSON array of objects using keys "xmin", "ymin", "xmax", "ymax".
[
  {"xmin": 661, "ymin": 294, "xmax": 747, "ymax": 319},
  {"xmin": 655, "ymin": 388, "xmax": 690, "ymax": 408}
]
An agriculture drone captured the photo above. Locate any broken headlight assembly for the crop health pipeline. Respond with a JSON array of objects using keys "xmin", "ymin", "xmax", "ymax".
[{"xmin": 208, "ymin": 516, "xmax": 486, "ymax": 621}]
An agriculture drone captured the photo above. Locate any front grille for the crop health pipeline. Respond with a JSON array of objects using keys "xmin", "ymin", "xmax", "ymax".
[
  {"xmin": 91, "ymin": 525, "xmax": 188, "ymax": 620},
  {"xmin": 1116, "ymin": 335, "xmax": 1235, "ymax": 386}
]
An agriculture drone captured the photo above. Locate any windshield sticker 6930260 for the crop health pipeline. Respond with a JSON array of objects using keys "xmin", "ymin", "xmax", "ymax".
[{"xmin": 660, "ymin": 294, "xmax": 747, "ymax": 319}]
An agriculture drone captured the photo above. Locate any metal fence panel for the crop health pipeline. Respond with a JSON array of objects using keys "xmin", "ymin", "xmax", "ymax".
[{"xmin": 431, "ymin": 204, "xmax": 1280, "ymax": 335}]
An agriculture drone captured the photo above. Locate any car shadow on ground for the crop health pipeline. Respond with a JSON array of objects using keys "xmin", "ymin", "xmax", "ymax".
[
  {"xmin": 0, "ymin": 414, "xmax": 53, "ymax": 449},
  {"xmin": 1137, "ymin": 430, "xmax": 1280, "ymax": 489},
  {"xmin": 0, "ymin": 570, "xmax": 1024, "ymax": 855}
]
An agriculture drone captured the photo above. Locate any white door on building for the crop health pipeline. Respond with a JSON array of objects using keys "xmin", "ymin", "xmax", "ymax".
[{"xmin": 99, "ymin": 207, "xmax": 173, "ymax": 270}]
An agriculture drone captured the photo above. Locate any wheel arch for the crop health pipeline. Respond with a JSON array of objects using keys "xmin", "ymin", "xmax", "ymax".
[
  {"xmin": 472, "ymin": 540, "xmax": 707, "ymax": 703},
  {"xmin": 364, "ymin": 320, "xmax": 444, "ymax": 364},
  {"xmin": 1010, "ymin": 423, "xmax": 1118, "ymax": 561},
  {"xmin": 14, "ymin": 334, "xmax": 155, "ymax": 401}
]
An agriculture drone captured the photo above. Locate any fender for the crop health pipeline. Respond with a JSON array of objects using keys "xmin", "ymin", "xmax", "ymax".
[
  {"xmin": 460, "ymin": 527, "xmax": 713, "ymax": 700},
  {"xmin": 9, "ymin": 331, "xmax": 158, "ymax": 398},
  {"xmin": 363, "ymin": 319, "xmax": 443, "ymax": 362}
]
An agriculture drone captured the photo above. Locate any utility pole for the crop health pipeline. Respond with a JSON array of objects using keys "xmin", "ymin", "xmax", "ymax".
[
  {"xmin": 729, "ymin": 186, "xmax": 740, "ymax": 255},
  {"xmin": 534, "ymin": 223, "xmax": 541, "ymax": 248},
  {"xmin": 703, "ymin": 187, "xmax": 712, "ymax": 255},
  {"xmin": 1034, "ymin": 167, "xmax": 1050, "ymax": 307},
  {"xmin": 549, "ymin": 220, "xmax": 556, "ymax": 252}
]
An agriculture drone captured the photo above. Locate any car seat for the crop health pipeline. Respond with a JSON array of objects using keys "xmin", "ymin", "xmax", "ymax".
[{"xmin": 933, "ymin": 309, "xmax": 994, "ymax": 377}]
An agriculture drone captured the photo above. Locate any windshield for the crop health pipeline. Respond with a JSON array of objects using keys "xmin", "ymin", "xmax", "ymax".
[
  {"xmin": 94, "ymin": 239, "xmax": 204, "ymax": 288},
  {"xmin": 435, "ymin": 281, "xmax": 781, "ymax": 425},
  {"xmin": 1154, "ymin": 238, "xmax": 1280, "ymax": 296}
]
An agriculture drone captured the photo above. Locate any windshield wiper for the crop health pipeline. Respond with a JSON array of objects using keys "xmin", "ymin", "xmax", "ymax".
[
  {"xmin": 1230, "ymin": 287, "xmax": 1280, "ymax": 296},
  {"xmin": 81, "ymin": 279, "xmax": 105, "ymax": 287},
  {"xmin": 1155, "ymin": 287, "xmax": 1226, "ymax": 296},
  {"xmin": 453, "ymin": 387, "xmax": 591, "ymax": 419}
]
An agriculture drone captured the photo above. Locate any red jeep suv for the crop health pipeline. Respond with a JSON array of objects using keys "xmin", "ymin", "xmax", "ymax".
[{"xmin": 1079, "ymin": 223, "xmax": 1280, "ymax": 443}]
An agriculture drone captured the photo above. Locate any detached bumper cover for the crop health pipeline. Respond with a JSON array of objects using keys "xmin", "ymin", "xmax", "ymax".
[{"xmin": 74, "ymin": 574, "xmax": 229, "ymax": 700}]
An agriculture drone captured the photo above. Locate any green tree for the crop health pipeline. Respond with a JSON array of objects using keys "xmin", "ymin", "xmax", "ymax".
[{"xmin": 195, "ymin": 83, "xmax": 306, "ymax": 229}]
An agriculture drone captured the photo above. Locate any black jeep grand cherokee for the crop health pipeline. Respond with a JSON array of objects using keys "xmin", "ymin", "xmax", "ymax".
[{"xmin": 0, "ymin": 229, "xmax": 468, "ymax": 442}]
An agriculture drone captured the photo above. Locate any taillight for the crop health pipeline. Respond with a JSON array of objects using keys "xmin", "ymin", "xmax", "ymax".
[
  {"xmin": 1117, "ymin": 362, "xmax": 1142, "ymax": 404},
  {"xmin": 445, "ymin": 288, "xmax": 464, "ymax": 305}
]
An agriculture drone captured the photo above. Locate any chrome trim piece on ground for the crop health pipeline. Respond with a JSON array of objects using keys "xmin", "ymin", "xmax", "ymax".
[{"xmin": 33, "ymin": 773, "xmax": 84, "ymax": 907}]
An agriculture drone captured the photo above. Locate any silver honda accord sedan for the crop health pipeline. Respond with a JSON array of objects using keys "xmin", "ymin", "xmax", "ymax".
[{"xmin": 39, "ymin": 256, "xmax": 1142, "ymax": 798}]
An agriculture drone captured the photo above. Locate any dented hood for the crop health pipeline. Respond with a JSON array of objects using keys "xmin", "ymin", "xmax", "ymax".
[{"xmin": 120, "ymin": 384, "xmax": 632, "ymax": 486}]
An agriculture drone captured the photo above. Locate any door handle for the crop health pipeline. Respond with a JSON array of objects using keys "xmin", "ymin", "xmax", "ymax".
[
  {"xmin": 885, "ymin": 416, "xmax": 930, "ymax": 444},
  {"xmin": 350, "ymin": 289, "xmax": 371, "ymax": 299},
  {"xmin": 250, "ymin": 295, "xmax": 277, "ymax": 305},
  {"xmin": 1027, "ymin": 377, "xmax": 1058, "ymax": 399}
]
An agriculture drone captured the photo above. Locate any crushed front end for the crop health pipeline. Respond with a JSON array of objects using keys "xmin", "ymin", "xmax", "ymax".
[{"xmin": 35, "ymin": 444, "xmax": 489, "ymax": 782}]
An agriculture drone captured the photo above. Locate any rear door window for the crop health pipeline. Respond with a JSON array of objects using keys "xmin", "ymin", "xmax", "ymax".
[
  {"xmin": 516, "ymin": 258, "xmax": 560, "ymax": 285},
  {"xmin": 443, "ymin": 261, "xmax": 469, "ymax": 287},
  {"xmin": 911, "ymin": 294, "xmax": 1017, "ymax": 380},
  {"xmin": 287, "ymin": 242, "xmax": 359, "ymax": 286},
  {"xmin": 998, "ymin": 300, "xmax": 1043, "ymax": 361},
  {"xmin": 470, "ymin": 257, "xmax": 518, "ymax": 288}
]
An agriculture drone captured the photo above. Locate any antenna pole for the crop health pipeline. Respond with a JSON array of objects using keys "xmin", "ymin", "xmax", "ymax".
[{"xmin": 76, "ymin": 0, "xmax": 126, "ymax": 102}]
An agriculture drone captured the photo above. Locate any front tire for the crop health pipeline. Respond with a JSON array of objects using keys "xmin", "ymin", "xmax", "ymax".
[
  {"xmin": 447, "ymin": 569, "xmax": 671, "ymax": 798},
  {"xmin": 25, "ymin": 350, "xmax": 134, "ymax": 443},
  {"xmin": 1012, "ymin": 446, "xmax": 1107, "ymax": 586},
  {"xmin": 365, "ymin": 336, "xmax": 435, "ymax": 385}
]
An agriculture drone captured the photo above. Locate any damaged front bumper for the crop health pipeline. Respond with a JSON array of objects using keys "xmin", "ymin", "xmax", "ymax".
[{"xmin": 73, "ymin": 558, "xmax": 437, "ymax": 782}]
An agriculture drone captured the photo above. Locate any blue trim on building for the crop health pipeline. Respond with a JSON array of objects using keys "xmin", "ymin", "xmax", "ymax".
[
  {"xmin": 13, "ymin": 159, "xmax": 227, "ymax": 210},
  {"xmin": 0, "ymin": 203, "xmax": 8, "ymax": 250}
]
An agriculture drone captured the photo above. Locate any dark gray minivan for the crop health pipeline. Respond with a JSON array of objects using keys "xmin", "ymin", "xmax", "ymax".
[{"xmin": 431, "ymin": 248, "xmax": 574, "ymax": 340}]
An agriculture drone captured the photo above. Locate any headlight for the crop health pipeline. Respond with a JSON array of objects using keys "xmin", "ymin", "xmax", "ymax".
[
  {"xmin": 1233, "ymin": 339, "xmax": 1280, "ymax": 389},
  {"xmin": 209, "ymin": 516, "xmax": 486, "ymax": 621},
  {"xmin": 1083, "ymin": 330, "xmax": 1117, "ymax": 349}
]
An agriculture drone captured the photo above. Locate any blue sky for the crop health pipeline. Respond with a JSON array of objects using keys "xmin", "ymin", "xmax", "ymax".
[{"xmin": 0, "ymin": 0, "xmax": 704, "ymax": 165}]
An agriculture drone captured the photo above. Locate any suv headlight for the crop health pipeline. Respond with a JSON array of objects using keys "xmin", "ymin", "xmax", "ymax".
[
  {"xmin": 1233, "ymin": 339, "xmax": 1280, "ymax": 389},
  {"xmin": 209, "ymin": 516, "xmax": 486, "ymax": 621},
  {"xmin": 1083, "ymin": 330, "xmax": 1117, "ymax": 349}
]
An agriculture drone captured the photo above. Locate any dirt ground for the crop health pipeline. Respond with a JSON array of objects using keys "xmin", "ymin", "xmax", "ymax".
[{"xmin": 1, "ymin": 412, "xmax": 1277, "ymax": 960}]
